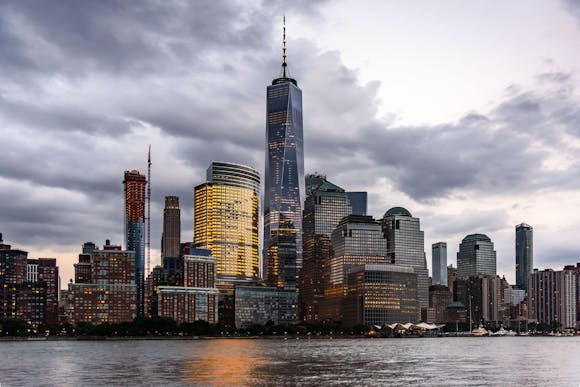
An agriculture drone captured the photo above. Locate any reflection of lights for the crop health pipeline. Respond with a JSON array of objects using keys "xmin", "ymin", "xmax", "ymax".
[{"xmin": 184, "ymin": 339, "xmax": 266, "ymax": 385}]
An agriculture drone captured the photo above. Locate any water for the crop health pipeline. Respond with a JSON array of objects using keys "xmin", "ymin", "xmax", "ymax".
[{"xmin": 1, "ymin": 337, "xmax": 579, "ymax": 386}]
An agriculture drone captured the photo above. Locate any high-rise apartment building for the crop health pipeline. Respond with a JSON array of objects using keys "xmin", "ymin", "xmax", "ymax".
[
  {"xmin": 194, "ymin": 162, "xmax": 260, "ymax": 285},
  {"xmin": 515, "ymin": 223, "xmax": 533, "ymax": 291},
  {"xmin": 455, "ymin": 274, "xmax": 508, "ymax": 325},
  {"xmin": 68, "ymin": 241, "xmax": 137, "ymax": 325},
  {"xmin": 123, "ymin": 170, "xmax": 146, "ymax": 316},
  {"xmin": 457, "ymin": 234, "xmax": 497, "ymax": 279},
  {"xmin": 381, "ymin": 207, "xmax": 429, "ymax": 310},
  {"xmin": 157, "ymin": 248, "xmax": 218, "ymax": 324},
  {"xmin": 432, "ymin": 242, "xmax": 447, "ymax": 286},
  {"xmin": 528, "ymin": 268, "xmax": 577, "ymax": 329},
  {"xmin": 299, "ymin": 177, "xmax": 352, "ymax": 322},
  {"xmin": 263, "ymin": 24, "xmax": 304, "ymax": 293},
  {"xmin": 162, "ymin": 196, "xmax": 181, "ymax": 260}
]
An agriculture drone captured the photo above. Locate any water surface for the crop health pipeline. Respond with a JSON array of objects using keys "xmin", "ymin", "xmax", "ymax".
[{"xmin": 1, "ymin": 337, "xmax": 579, "ymax": 386}]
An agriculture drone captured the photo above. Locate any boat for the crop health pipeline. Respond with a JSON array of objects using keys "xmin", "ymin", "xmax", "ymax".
[{"xmin": 471, "ymin": 326, "xmax": 488, "ymax": 336}]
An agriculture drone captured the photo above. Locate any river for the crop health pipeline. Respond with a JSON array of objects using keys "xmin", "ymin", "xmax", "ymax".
[{"xmin": 1, "ymin": 337, "xmax": 579, "ymax": 386}]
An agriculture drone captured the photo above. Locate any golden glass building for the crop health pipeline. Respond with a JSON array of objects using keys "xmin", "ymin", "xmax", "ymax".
[{"xmin": 194, "ymin": 162, "xmax": 260, "ymax": 285}]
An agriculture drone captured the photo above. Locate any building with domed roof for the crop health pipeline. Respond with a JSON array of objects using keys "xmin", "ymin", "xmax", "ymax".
[{"xmin": 457, "ymin": 233, "xmax": 497, "ymax": 278}]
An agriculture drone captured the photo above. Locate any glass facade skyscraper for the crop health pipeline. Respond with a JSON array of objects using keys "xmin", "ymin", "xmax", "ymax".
[
  {"xmin": 264, "ymin": 38, "xmax": 304, "ymax": 291},
  {"xmin": 432, "ymin": 242, "xmax": 447, "ymax": 286},
  {"xmin": 457, "ymin": 233, "xmax": 497, "ymax": 278},
  {"xmin": 381, "ymin": 207, "xmax": 429, "ymax": 310},
  {"xmin": 123, "ymin": 170, "xmax": 146, "ymax": 316},
  {"xmin": 299, "ymin": 177, "xmax": 352, "ymax": 322},
  {"xmin": 515, "ymin": 223, "xmax": 533, "ymax": 291},
  {"xmin": 194, "ymin": 162, "xmax": 260, "ymax": 286}
]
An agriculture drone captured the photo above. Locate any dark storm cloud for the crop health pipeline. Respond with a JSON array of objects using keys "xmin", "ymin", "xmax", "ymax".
[
  {"xmin": 563, "ymin": 0, "xmax": 580, "ymax": 25},
  {"xmin": 1, "ymin": 0, "xmax": 580, "ymax": 281}
]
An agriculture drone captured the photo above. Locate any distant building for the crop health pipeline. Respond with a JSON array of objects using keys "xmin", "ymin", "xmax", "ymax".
[
  {"xmin": 457, "ymin": 234, "xmax": 497, "ymax": 279},
  {"xmin": 162, "ymin": 196, "xmax": 181, "ymax": 261},
  {"xmin": 263, "ymin": 46, "xmax": 304, "ymax": 327},
  {"xmin": 429, "ymin": 285, "xmax": 452, "ymax": 323},
  {"xmin": 528, "ymin": 268, "xmax": 577, "ymax": 329},
  {"xmin": 194, "ymin": 162, "xmax": 260, "ymax": 286},
  {"xmin": 157, "ymin": 287, "xmax": 218, "ymax": 324},
  {"xmin": 321, "ymin": 215, "xmax": 389, "ymax": 322},
  {"xmin": 346, "ymin": 192, "xmax": 367, "ymax": 216},
  {"xmin": 515, "ymin": 223, "xmax": 533, "ymax": 291},
  {"xmin": 432, "ymin": 242, "xmax": 447, "ymax": 286},
  {"xmin": 447, "ymin": 265, "xmax": 458, "ymax": 300},
  {"xmin": 446, "ymin": 301, "xmax": 467, "ymax": 324},
  {"xmin": 343, "ymin": 264, "xmax": 419, "ymax": 326},
  {"xmin": 123, "ymin": 170, "xmax": 147, "ymax": 316},
  {"xmin": 455, "ymin": 274, "xmax": 508, "ymax": 326},
  {"xmin": 299, "ymin": 177, "xmax": 351, "ymax": 322},
  {"xmin": 563, "ymin": 263, "xmax": 580, "ymax": 328},
  {"xmin": 28, "ymin": 258, "xmax": 59, "ymax": 326},
  {"xmin": 381, "ymin": 207, "xmax": 429, "ymax": 311},
  {"xmin": 68, "ymin": 241, "xmax": 137, "ymax": 325},
  {"xmin": 234, "ymin": 285, "xmax": 297, "ymax": 328}
]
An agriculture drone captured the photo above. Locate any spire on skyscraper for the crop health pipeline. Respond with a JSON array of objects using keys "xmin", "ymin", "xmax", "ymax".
[{"xmin": 282, "ymin": 15, "xmax": 287, "ymax": 78}]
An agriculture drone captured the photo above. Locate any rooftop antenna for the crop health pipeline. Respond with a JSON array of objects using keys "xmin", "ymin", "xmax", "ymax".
[
  {"xmin": 146, "ymin": 145, "xmax": 151, "ymax": 276},
  {"xmin": 282, "ymin": 15, "xmax": 287, "ymax": 78}
]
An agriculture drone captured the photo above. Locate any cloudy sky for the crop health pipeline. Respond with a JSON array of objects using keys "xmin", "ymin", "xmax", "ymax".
[{"xmin": 2, "ymin": 0, "xmax": 580, "ymax": 284}]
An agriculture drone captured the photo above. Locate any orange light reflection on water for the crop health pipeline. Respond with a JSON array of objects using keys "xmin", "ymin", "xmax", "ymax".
[{"xmin": 184, "ymin": 339, "xmax": 266, "ymax": 385}]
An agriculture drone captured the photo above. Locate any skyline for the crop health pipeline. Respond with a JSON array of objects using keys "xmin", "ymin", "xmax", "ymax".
[{"xmin": 2, "ymin": 1, "xmax": 580, "ymax": 284}]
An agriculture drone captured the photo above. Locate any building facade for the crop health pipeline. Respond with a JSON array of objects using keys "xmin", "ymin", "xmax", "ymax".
[
  {"xmin": 343, "ymin": 264, "xmax": 419, "ymax": 326},
  {"xmin": 68, "ymin": 241, "xmax": 137, "ymax": 325},
  {"xmin": 528, "ymin": 268, "xmax": 577, "ymax": 329},
  {"xmin": 321, "ymin": 215, "xmax": 389, "ymax": 322},
  {"xmin": 454, "ymin": 274, "xmax": 508, "ymax": 326},
  {"xmin": 429, "ymin": 285, "xmax": 452, "ymax": 323},
  {"xmin": 515, "ymin": 223, "xmax": 533, "ymax": 291},
  {"xmin": 263, "ymin": 39, "xmax": 305, "ymax": 290},
  {"xmin": 123, "ymin": 170, "xmax": 147, "ymax": 316},
  {"xmin": 457, "ymin": 234, "xmax": 497, "ymax": 279},
  {"xmin": 299, "ymin": 177, "xmax": 352, "ymax": 322},
  {"xmin": 194, "ymin": 162, "xmax": 260, "ymax": 286},
  {"xmin": 432, "ymin": 242, "xmax": 447, "ymax": 286},
  {"xmin": 381, "ymin": 207, "xmax": 429, "ymax": 310},
  {"xmin": 162, "ymin": 196, "xmax": 181, "ymax": 261}
]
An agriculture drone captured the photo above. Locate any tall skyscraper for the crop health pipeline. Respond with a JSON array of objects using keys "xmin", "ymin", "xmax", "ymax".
[
  {"xmin": 264, "ymin": 20, "xmax": 304, "ymax": 292},
  {"xmin": 515, "ymin": 223, "xmax": 533, "ymax": 291},
  {"xmin": 123, "ymin": 170, "xmax": 147, "ymax": 316},
  {"xmin": 162, "ymin": 196, "xmax": 181, "ymax": 260},
  {"xmin": 346, "ymin": 192, "xmax": 367, "ymax": 216},
  {"xmin": 299, "ymin": 177, "xmax": 352, "ymax": 321},
  {"xmin": 457, "ymin": 234, "xmax": 497, "ymax": 279},
  {"xmin": 432, "ymin": 242, "xmax": 448, "ymax": 286},
  {"xmin": 194, "ymin": 162, "xmax": 260, "ymax": 285},
  {"xmin": 381, "ymin": 207, "xmax": 429, "ymax": 310}
]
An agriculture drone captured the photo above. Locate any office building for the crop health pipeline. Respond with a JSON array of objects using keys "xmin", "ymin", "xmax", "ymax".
[
  {"xmin": 343, "ymin": 264, "xmax": 419, "ymax": 326},
  {"xmin": 162, "ymin": 196, "xmax": 181, "ymax": 261},
  {"xmin": 263, "ymin": 25, "xmax": 304, "ymax": 293},
  {"xmin": 447, "ymin": 265, "xmax": 458, "ymax": 300},
  {"xmin": 455, "ymin": 274, "xmax": 508, "ymax": 326},
  {"xmin": 346, "ymin": 192, "xmax": 367, "ymax": 216},
  {"xmin": 234, "ymin": 285, "xmax": 298, "ymax": 328},
  {"xmin": 528, "ymin": 268, "xmax": 577, "ymax": 329},
  {"xmin": 27, "ymin": 258, "xmax": 59, "ymax": 326},
  {"xmin": 432, "ymin": 242, "xmax": 447, "ymax": 286},
  {"xmin": 515, "ymin": 223, "xmax": 533, "ymax": 291},
  {"xmin": 67, "ymin": 241, "xmax": 137, "ymax": 325},
  {"xmin": 194, "ymin": 162, "xmax": 260, "ymax": 285},
  {"xmin": 299, "ymin": 177, "xmax": 352, "ymax": 322},
  {"xmin": 429, "ymin": 284, "xmax": 452, "ymax": 323},
  {"xmin": 457, "ymin": 234, "xmax": 497, "ymax": 279},
  {"xmin": 123, "ymin": 170, "xmax": 147, "ymax": 316},
  {"xmin": 381, "ymin": 207, "xmax": 429, "ymax": 310},
  {"xmin": 321, "ymin": 215, "xmax": 389, "ymax": 322}
]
